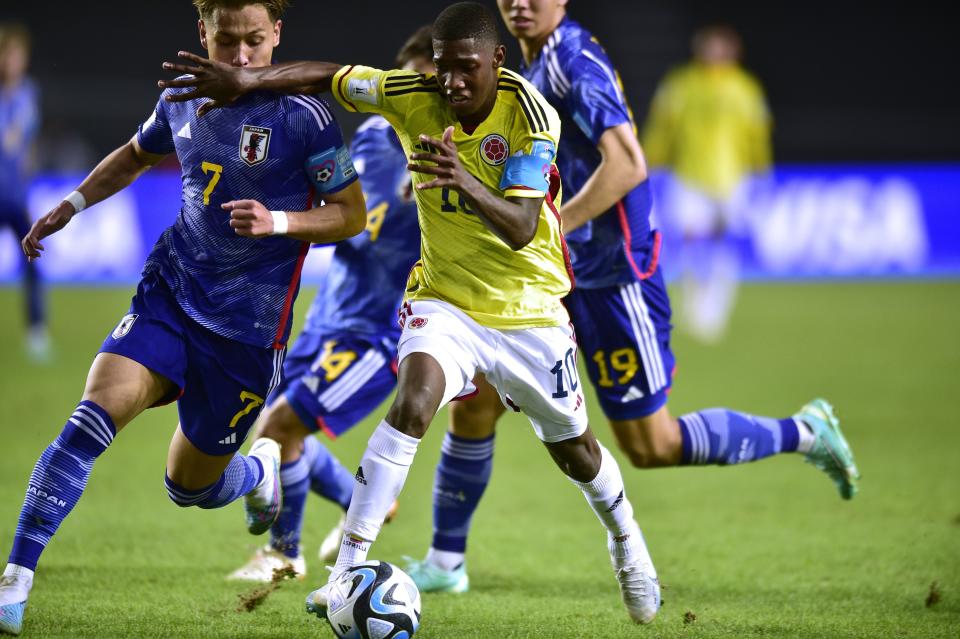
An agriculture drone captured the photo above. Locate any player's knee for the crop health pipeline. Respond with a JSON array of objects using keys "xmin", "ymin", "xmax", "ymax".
[{"xmin": 386, "ymin": 392, "xmax": 435, "ymax": 439}]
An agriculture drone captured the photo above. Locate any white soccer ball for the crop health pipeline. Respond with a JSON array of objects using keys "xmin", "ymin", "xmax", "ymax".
[{"xmin": 326, "ymin": 560, "xmax": 422, "ymax": 639}]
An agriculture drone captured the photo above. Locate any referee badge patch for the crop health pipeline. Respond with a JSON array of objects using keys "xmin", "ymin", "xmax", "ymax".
[
  {"xmin": 480, "ymin": 134, "xmax": 509, "ymax": 166},
  {"xmin": 239, "ymin": 125, "xmax": 272, "ymax": 166},
  {"xmin": 112, "ymin": 314, "xmax": 138, "ymax": 339}
]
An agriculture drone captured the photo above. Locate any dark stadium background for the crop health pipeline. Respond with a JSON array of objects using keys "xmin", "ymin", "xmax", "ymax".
[{"xmin": 3, "ymin": 0, "xmax": 957, "ymax": 162}]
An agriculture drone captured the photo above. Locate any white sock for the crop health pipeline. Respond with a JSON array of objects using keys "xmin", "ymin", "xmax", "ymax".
[
  {"xmin": 0, "ymin": 564, "xmax": 34, "ymax": 605},
  {"xmin": 571, "ymin": 445, "xmax": 656, "ymax": 573},
  {"xmin": 570, "ymin": 444, "xmax": 635, "ymax": 536},
  {"xmin": 332, "ymin": 421, "xmax": 420, "ymax": 577},
  {"xmin": 425, "ymin": 548, "xmax": 465, "ymax": 572},
  {"xmin": 795, "ymin": 418, "xmax": 816, "ymax": 454}
]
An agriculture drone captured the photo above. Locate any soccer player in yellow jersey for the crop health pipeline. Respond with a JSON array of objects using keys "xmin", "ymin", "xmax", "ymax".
[
  {"xmin": 643, "ymin": 24, "xmax": 773, "ymax": 342},
  {"xmin": 160, "ymin": 0, "xmax": 661, "ymax": 626}
]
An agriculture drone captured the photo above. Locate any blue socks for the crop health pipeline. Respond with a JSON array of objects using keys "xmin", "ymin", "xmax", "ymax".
[
  {"xmin": 679, "ymin": 409, "xmax": 800, "ymax": 465},
  {"xmin": 431, "ymin": 433, "xmax": 495, "ymax": 554},
  {"xmin": 164, "ymin": 455, "xmax": 264, "ymax": 509},
  {"xmin": 9, "ymin": 401, "xmax": 115, "ymax": 571},
  {"xmin": 270, "ymin": 453, "xmax": 310, "ymax": 559},
  {"xmin": 304, "ymin": 435, "xmax": 354, "ymax": 509},
  {"xmin": 270, "ymin": 436, "xmax": 355, "ymax": 559}
]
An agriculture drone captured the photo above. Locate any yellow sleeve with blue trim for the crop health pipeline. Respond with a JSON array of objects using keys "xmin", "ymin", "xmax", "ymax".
[
  {"xmin": 498, "ymin": 71, "xmax": 562, "ymax": 200},
  {"xmin": 331, "ymin": 65, "xmax": 439, "ymax": 128}
]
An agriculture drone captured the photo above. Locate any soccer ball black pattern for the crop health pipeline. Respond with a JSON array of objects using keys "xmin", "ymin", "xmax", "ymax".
[{"xmin": 326, "ymin": 561, "xmax": 422, "ymax": 639}]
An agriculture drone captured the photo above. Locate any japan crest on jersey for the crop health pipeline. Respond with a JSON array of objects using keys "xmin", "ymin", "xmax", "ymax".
[
  {"xmin": 112, "ymin": 313, "xmax": 138, "ymax": 339},
  {"xmin": 239, "ymin": 125, "xmax": 272, "ymax": 166}
]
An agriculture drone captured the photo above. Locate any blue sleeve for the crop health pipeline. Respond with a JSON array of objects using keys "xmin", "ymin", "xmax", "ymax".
[
  {"xmin": 565, "ymin": 49, "xmax": 632, "ymax": 146},
  {"xmin": 295, "ymin": 96, "xmax": 359, "ymax": 195},
  {"xmin": 136, "ymin": 93, "xmax": 175, "ymax": 155}
]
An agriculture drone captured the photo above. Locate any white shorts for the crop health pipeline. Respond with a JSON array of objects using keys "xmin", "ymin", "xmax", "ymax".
[
  {"xmin": 397, "ymin": 300, "xmax": 589, "ymax": 443},
  {"xmin": 662, "ymin": 176, "xmax": 743, "ymax": 237}
]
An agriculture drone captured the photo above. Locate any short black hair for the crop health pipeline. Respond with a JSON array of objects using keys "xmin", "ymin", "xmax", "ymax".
[
  {"xmin": 395, "ymin": 25, "xmax": 434, "ymax": 67},
  {"xmin": 432, "ymin": 2, "xmax": 500, "ymax": 46}
]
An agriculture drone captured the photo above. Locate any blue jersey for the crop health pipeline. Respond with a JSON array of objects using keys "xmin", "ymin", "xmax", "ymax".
[
  {"xmin": 136, "ymin": 85, "xmax": 357, "ymax": 349},
  {"xmin": 521, "ymin": 17, "xmax": 656, "ymax": 289},
  {"xmin": 0, "ymin": 78, "xmax": 39, "ymax": 206},
  {"xmin": 303, "ymin": 115, "xmax": 420, "ymax": 341}
]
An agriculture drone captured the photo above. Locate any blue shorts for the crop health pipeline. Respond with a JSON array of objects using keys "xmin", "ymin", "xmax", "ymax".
[
  {"xmin": 273, "ymin": 330, "xmax": 398, "ymax": 439},
  {"xmin": 565, "ymin": 267, "xmax": 675, "ymax": 421},
  {"xmin": 100, "ymin": 272, "xmax": 284, "ymax": 455}
]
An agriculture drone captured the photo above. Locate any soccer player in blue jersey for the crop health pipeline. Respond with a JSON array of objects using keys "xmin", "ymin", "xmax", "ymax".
[
  {"xmin": 0, "ymin": 24, "xmax": 48, "ymax": 361},
  {"xmin": 0, "ymin": 1, "xmax": 366, "ymax": 635},
  {"xmin": 403, "ymin": 0, "xmax": 861, "ymax": 594},
  {"xmin": 226, "ymin": 27, "xmax": 433, "ymax": 582}
]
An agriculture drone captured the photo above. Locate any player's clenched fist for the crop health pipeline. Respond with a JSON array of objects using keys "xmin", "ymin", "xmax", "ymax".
[
  {"xmin": 21, "ymin": 201, "xmax": 77, "ymax": 261},
  {"xmin": 222, "ymin": 199, "xmax": 275, "ymax": 238}
]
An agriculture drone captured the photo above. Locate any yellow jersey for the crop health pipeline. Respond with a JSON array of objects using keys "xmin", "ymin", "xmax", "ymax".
[
  {"xmin": 642, "ymin": 62, "xmax": 772, "ymax": 200},
  {"xmin": 332, "ymin": 65, "xmax": 572, "ymax": 329}
]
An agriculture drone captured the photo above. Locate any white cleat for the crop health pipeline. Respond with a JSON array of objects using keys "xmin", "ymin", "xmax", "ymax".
[
  {"xmin": 305, "ymin": 580, "xmax": 335, "ymax": 619},
  {"xmin": 226, "ymin": 545, "xmax": 306, "ymax": 582},
  {"xmin": 609, "ymin": 523, "xmax": 661, "ymax": 624},
  {"xmin": 245, "ymin": 438, "xmax": 282, "ymax": 535},
  {"xmin": 614, "ymin": 560, "xmax": 661, "ymax": 624},
  {"xmin": 0, "ymin": 565, "xmax": 34, "ymax": 636}
]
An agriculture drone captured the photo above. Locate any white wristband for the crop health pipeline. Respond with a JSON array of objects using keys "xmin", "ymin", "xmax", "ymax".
[
  {"xmin": 270, "ymin": 210, "xmax": 289, "ymax": 235},
  {"xmin": 64, "ymin": 190, "xmax": 86, "ymax": 214}
]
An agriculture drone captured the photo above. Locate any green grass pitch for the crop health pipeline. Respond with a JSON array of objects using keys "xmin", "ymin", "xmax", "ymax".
[{"xmin": 0, "ymin": 282, "xmax": 958, "ymax": 638}]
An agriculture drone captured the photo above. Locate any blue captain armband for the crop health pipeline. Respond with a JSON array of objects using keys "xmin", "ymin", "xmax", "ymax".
[
  {"xmin": 500, "ymin": 145, "xmax": 554, "ymax": 197},
  {"xmin": 307, "ymin": 145, "xmax": 358, "ymax": 194}
]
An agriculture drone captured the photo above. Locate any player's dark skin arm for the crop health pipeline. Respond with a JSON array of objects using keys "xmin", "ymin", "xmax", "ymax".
[
  {"xmin": 159, "ymin": 52, "xmax": 342, "ymax": 115},
  {"xmin": 21, "ymin": 138, "xmax": 163, "ymax": 260},
  {"xmin": 409, "ymin": 127, "xmax": 540, "ymax": 251}
]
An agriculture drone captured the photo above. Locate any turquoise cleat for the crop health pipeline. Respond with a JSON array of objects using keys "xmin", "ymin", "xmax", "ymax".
[
  {"xmin": 795, "ymin": 399, "xmax": 860, "ymax": 499},
  {"xmin": 0, "ymin": 601, "xmax": 26, "ymax": 636},
  {"xmin": 403, "ymin": 557, "xmax": 469, "ymax": 594}
]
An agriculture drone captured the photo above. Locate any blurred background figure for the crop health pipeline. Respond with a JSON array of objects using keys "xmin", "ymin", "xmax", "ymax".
[
  {"xmin": 643, "ymin": 24, "xmax": 771, "ymax": 343},
  {"xmin": 0, "ymin": 23, "xmax": 48, "ymax": 361}
]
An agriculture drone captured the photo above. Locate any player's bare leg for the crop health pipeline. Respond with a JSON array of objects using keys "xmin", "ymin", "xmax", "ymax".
[
  {"xmin": 544, "ymin": 428, "xmax": 661, "ymax": 624},
  {"xmin": 83, "ymin": 353, "xmax": 176, "ymax": 430},
  {"xmin": 608, "ymin": 406, "xmax": 683, "ymax": 468},
  {"xmin": 306, "ymin": 353, "xmax": 445, "ymax": 616},
  {"xmin": 0, "ymin": 353, "xmax": 171, "ymax": 635}
]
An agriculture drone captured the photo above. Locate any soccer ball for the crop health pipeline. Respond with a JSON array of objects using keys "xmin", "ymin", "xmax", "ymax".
[{"xmin": 325, "ymin": 561, "xmax": 422, "ymax": 639}]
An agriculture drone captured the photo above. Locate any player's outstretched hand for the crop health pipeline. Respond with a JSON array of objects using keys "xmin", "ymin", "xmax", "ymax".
[
  {"xmin": 21, "ymin": 201, "xmax": 77, "ymax": 261},
  {"xmin": 159, "ymin": 51, "xmax": 247, "ymax": 116},
  {"xmin": 223, "ymin": 200, "xmax": 275, "ymax": 238},
  {"xmin": 408, "ymin": 127, "xmax": 472, "ymax": 192}
]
